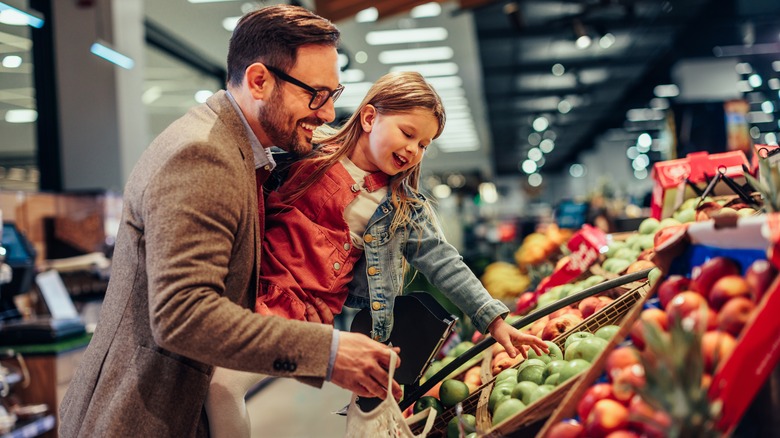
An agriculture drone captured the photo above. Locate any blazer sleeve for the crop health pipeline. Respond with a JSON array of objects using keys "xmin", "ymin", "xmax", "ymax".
[{"xmin": 142, "ymin": 141, "xmax": 332, "ymax": 382}]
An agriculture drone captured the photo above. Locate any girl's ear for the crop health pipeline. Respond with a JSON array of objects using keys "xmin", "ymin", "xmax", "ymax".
[
  {"xmin": 245, "ymin": 63, "xmax": 273, "ymax": 100},
  {"xmin": 360, "ymin": 105, "xmax": 377, "ymax": 133}
]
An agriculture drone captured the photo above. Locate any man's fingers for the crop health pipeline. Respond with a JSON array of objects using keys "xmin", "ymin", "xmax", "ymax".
[
  {"xmin": 312, "ymin": 297, "xmax": 334, "ymax": 325},
  {"xmin": 304, "ymin": 302, "xmax": 322, "ymax": 323}
]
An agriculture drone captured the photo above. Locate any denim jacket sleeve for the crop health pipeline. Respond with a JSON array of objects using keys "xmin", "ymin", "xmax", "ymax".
[{"xmin": 404, "ymin": 208, "xmax": 509, "ymax": 334}]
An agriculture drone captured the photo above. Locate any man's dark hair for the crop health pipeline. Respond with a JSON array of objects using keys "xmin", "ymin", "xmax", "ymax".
[{"xmin": 226, "ymin": 5, "xmax": 340, "ymax": 87}]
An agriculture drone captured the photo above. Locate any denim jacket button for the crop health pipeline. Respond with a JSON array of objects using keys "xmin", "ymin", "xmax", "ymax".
[
  {"xmin": 371, "ymin": 301, "xmax": 382, "ymax": 311},
  {"xmin": 351, "ymin": 184, "xmax": 360, "ymax": 192},
  {"xmin": 343, "ymin": 243, "xmax": 350, "ymax": 251},
  {"xmin": 367, "ymin": 266, "xmax": 378, "ymax": 275},
  {"xmin": 333, "ymin": 262, "xmax": 341, "ymax": 270},
  {"xmin": 364, "ymin": 234, "xmax": 374, "ymax": 243}
]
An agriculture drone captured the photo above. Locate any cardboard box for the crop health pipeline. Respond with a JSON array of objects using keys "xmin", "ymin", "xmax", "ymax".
[{"xmin": 650, "ymin": 150, "xmax": 750, "ymax": 219}]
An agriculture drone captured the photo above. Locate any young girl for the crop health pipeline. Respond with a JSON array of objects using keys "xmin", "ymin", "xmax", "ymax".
[{"xmin": 206, "ymin": 71, "xmax": 547, "ymax": 437}]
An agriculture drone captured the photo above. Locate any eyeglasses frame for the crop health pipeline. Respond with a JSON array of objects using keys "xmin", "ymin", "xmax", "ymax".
[{"xmin": 264, "ymin": 64, "xmax": 344, "ymax": 110}]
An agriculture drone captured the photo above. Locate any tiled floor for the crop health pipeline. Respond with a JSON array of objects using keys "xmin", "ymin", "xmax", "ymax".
[{"xmin": 246, "ymin": 377, "xmax": 351, "ymax": 438}]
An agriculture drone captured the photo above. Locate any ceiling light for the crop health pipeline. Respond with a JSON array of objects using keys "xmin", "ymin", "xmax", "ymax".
[
  {"xmin": 340, "ymin": 69, "xmax": 365, "ymax": 83},
  {"xmin": 2, "ymin": 55, "xmax": 21, "ymax": 68},
  {"xmin": 527, "ymin": 132, "xmax": 541, "ymax": 145},
  {"xmin": 378, "ymin": 47, "xmax": 453, "ymax": 64},
  {"xmin": 0, "ymin": 3, "xmax": 44, "ymax": 28},
  {"xmin": 626, "ymin": 146, "xmax": 639, "ymax": 159},
  {"xmin": 366, "ymin": 27, "xmax": 447, "ymax": 45},
  {"xmin": 736, "ymin": 62, "xmax": 753, "ymax": 74},
  {"xmin": 764, "ymin": 132, "xmax": 777, "ymax": 145},
  {"xmin": 528, "ymin": 147, "xmax": 543, "ymax": 161},
  {"xmin": 637, "ymin": 133, "xmax": 652, "ymax": 149},
  {"xmin": 573, "ymin": 20, "xmax": 591, "ymax": 49},
  {"xmin": 773, "ymin": 61, "xmax": 780, "ymax": 72},
  {"xmin": 762, "ymin": 101, "xmax": 775, "ymax": 114},
  {"xmin": 543, "ymin": 130, "xmax": 557, "ymax": 141},
  {"xmin": 556, "ymin": 99, "xmax": 572, "ymax": 114},
  {"xmin": 747, "ymin": 111, "xmax": 774, "ymax": 124},
  {"xmin": 626, "ymin": 108, "xmax": 664, "ymax": 122},
  {"xmin": 532, "ymin": 116, "xmax": 549, "ymax": 132},
  {"xmin": 748, "ymin": 74, "xmax": 763, "ymax": 88},
  {"xmin": 195, "ymin": 90, "xmax": 213, "ymax": 103},
  {"xmin": 222, "ymin": 16, "xmax": 240, "ymax": 32},
  {"xmin": 650, "ymin": 98, "xmax": 669, "ymax": 110},
  {"xmin": 539, "ymin": 139, "xmax": 554, "ymax": 153},
  {"xmin": 551, "ymin": 63, "xmax": 565, "ymax": 76},
  {"xmin": 90, "ymin": 40, "xmax": 134, "ymax": 69},
  {"xmin": 653, "ymin": 84, "xmax": 679, "ymax": 98},
  {"xmin": 355, "ymin": 51, "xmax": 368, "ymax": 64},
  {"xmin": 432, "ymin": 184, "xmax": 451, "ymax": 199},
  {"xmin": 634, "ymin": 168, "xmax": 648, "ymax": 180},
  {"xmin": 410, "ymin": 2, "xmax": 441, "ymax": 18},
  {"xmin": 142, "ymin": 86, "xmax": 162, "ymax": 104},
  {"xmin": 569, "ymin": 163, "xmax": 585, "ymax": 178},
  {"xmin": 521, "ymin": 160, "xmax": 537, "ymax": 174},
  {"xmin": 426, "ymin": 75, "xmax": 462, "ymax": 90},
  {"xmin": 390, "ymin": 62, "xmax": 458, "ymax": 77},
  {"xmin": 479, "ymin": 182, "xmax": 498, "ymax": 204},
  {"xmin": 5, "ymin": 109, "xmax": 37, "ymax": 123},
  {"xmin": 528, "ymin": 173, "xmax": 543, "ymax": 187},
  {"xmin": 356, "ymin": 7, "xmax": 378, "ymax": 23},
  {"xmin": 599, "ymin": 33, "xmax": 616, "ymax": 49},
  {"xmin": 736, "ymin": 80, "xmax": 753, "ymax": 93},
  {"xmin": 436, "ymin": 141, "xmax": 479, "ymax": 152}
]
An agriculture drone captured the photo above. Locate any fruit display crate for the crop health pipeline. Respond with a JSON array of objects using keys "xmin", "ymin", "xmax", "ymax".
[{"xmin": 480, "ymin": 280, "xmax": 652, "ymax": 437}]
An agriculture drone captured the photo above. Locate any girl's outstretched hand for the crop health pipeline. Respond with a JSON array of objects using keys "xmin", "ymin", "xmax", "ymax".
[{"xmin": 488, "ymin": 317, "xmax": 549, "ymax": 359}]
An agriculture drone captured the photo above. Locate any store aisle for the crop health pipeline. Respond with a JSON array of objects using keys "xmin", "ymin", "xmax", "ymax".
[{"xmin": 247, "ymin": 378, "xmax": 351, "ymax": 437}]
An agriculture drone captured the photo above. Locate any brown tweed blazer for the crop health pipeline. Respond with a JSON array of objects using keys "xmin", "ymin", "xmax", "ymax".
[{"xmin": 58, "ymin": 91, "xmax": 333, "ymax": 437}]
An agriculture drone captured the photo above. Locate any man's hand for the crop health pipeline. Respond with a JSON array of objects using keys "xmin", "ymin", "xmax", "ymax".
[
  {"xmin": 304, "ymin": 297, "xmax": 334, "ymax": 325},
  {"xmin": 488, "ymin": 317, "xmax": 549, "ymax": 359},
  {"xmin": 330, "ymin": 331, "xmax": 402, "ymax": 400}
]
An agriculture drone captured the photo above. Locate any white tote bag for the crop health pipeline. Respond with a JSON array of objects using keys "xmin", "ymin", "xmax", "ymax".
[{"xmin": 345, "ymin": 351, "xmax": 437, "ymax": 437}]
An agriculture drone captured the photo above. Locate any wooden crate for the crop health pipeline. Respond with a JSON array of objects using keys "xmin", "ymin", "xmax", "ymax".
[{"xmin": 480, "ymin": 281, "xmax": 652, "ymax": 437}]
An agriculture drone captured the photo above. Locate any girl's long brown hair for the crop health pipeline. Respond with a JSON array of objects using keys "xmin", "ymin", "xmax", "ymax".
[{"xmin": 284, "ymin": 71, "xmax": 446, "ymax": 234}]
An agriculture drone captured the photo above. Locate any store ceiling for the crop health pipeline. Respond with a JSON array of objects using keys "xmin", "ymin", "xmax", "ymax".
[{"xmin": 1, "ymin": 0, "xmax": 778, "ymax": 184}]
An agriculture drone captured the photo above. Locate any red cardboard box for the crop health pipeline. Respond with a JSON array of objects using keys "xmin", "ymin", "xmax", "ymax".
[{"xmin": 650, "ymin": 150, "xmax": 750, "ymax": 219}]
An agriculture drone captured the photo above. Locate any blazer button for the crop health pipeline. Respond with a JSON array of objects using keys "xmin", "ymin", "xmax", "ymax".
[
  {"xmin": 367, "ymin": 266, "xmax": 378, "ymax": 275},
  {"xmin": 344, "ymin": 243, "xmax": 350, "ymax": 251},
  {"xmin": 289, "ymin": 362, "xmax": 297, "ymax": 372},
  {"xmin": 334, "ymin": 262, "xmax": 341, "ymax": 270},
  {"xmin": 371, "ymin": 301, "xmax": 382, "ymax": 311},
  {"xmin": 364, "ymin": 234, "xmax": 373, "ymax": 243},
  {"xmin": 273, "ymin": 360, "xmax": 282, "ymax": 371}
]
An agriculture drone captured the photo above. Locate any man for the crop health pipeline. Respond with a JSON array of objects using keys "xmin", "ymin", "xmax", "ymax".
[{"xmin": 59, "ymin": 6, "xmax": 400, "ymax": 437}]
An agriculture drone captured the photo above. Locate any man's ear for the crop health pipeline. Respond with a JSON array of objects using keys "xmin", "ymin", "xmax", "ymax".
[
  {"xmin": 245, "ymin": 63, "xmax": 273, "ymax": 100},
  {"xmin": 360, "ymin": 105, "xmax": 377, "ymax": 132}
]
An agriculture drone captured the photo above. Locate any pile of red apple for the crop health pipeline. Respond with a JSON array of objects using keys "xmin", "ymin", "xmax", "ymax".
[{"xmin": 544, "ymin": 255, "xmax": 778, "ymax": 438}]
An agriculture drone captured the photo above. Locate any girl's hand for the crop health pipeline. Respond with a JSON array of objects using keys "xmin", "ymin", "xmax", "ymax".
[{"xmin": 488, "ymin": 317, "xmax": 549, "ymax": 359}]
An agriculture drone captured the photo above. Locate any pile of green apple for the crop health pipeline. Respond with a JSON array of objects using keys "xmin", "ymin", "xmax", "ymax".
[{"xmin": 487, "ymin": 325, "xmax": 618, "ymax": 428}]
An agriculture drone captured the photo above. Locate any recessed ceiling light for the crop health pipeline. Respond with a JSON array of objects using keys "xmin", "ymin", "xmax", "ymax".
[
  {"xmin": 340, "ymin": 69, "xmax": 365, "ymax": 83},
  {"xmin": 356, "ymin": 7, "xmax": 378, "ymax": 23},
  {"xmin": 2, "ymin": 55, "xmax": 22, "ymax": 68},
  {"xmin": 528, "ymin": 173, "xmax": 543, "ymax": 187},
  {"xmin": 195, "ymin": 90, "xmax": 213, "ymax": 103},
  {"xmin": 90, "ymin": 41, "xmax": 134, "ymax": 69},
  {"xmin": 390, "ymin": 62, "xmax": 458, "ymax": 77},
  {"xmin": 411, "ymin": 2, "xmax": 442, "ymax": 18},
  {"xmin": 222, "ymin": 16, "xmax": 240, "ymax": 32},
  {"xmin": 378, "ymin": 47, "xmax": 453, "ymax": 64},
  {"xmin": 5, "ymin": 109, "xmax": 37, "ymax": 123},
  {"xmin": 366, "ymin": 27, "xmax": 447, "ymax": 45},
  {"xmin": 653, "ymin": 84, "xmax": 679, "ymax": 98},
  {"xmin": 0, "ymin": 3, "xmax": 44, "ymax": 28}
]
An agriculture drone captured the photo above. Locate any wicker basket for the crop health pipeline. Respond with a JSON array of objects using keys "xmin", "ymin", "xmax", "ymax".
[{"xmin": 480, "ymin": 280, "xmax": 652, "ymax": 437}]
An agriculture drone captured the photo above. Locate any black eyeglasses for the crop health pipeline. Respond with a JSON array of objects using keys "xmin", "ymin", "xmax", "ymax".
[{"xmin": 265, "ymin": 65, "xmax": 344, "ymax": 110}]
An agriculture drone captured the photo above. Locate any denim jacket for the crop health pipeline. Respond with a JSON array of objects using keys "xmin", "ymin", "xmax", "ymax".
[{"xmin": 345, "ymin": 191, "xmax": 509, "ymax": 342}]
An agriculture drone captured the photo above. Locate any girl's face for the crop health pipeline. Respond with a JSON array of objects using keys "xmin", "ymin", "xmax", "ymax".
[{"xmin": 351, "ymin": 106, "xmax": 439, "ymax": 175}]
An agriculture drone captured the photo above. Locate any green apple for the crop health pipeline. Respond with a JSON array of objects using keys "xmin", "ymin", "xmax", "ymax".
[
  {"xmin": 648, "ymin": 267, "xmax": 662, "ymax": 286},
  {"xmin": 564, "ymin": 336, "xmax": 609, "ymax": 362},
  {"xmin": 559, "ymin": 358, "xmax": 591, "ymax": 382},
  {"xmin": 564, "ymin": 331, "xmax": 593, "ymax": 350},
  {"xmin": 545, "ymin": 341, "xmax": 564, "ymax": 361},
  {"xmin": 489, "ymin": 383, "xmax": 513, "ymax": 413},
  {"xmin": 447, "ymin": 341, "xmax": 475, "ymax": 357},
  {"xmin": 543, "ymin": 359, "xmax": 568, "ymax": 381},
  {"xmin": 495, "ymin": 368, "xmax": 518, "ymax": 384},
  {"xmin": 526, "ymin": 348, "xmax": 551, "ymax": 364},
  {"xmin": 594, "ymin": 325, "xmax": 620, "ymax": 341},
  {"xmin": 544, "ymin": 372, "xmax": 560, "ymax": 386},
  {"xmin": 605, "ymin": 241, "xmax": 627, "ymax": 258},
  {"xmin": 447, "ymin": 414, "xmax": 476, "ymax": 438},
  {"xmin": 517, "ymin": 362, "xmax": 546, "ymax": 385},
  {"xmin": 511, "ymin": 380, "xmax": 539, "ymax": 404},
  {"xmin": 516, "ymin": 358, "xmax": 546, "ymax": 374},
  {"xmin": 527, "ymin": 385, "xmax": 555, "ymax": 404},
  {"xmin": 638, "ymin": 217, "xmax": 660, "ymax": 235},
  {"xmin": 492, "ymin": 399, "xmax": 526, "ymax": 426}
]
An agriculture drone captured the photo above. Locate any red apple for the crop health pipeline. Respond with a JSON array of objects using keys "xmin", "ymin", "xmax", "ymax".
[
  {"xmin": 579, "ymin": 296, "xmax": 603, "ymax": 318},
  {"xmin": 585, "ymin": 399, "xmax": 630, "ymax": 437},
  {"xmin": 627, "ymin": 395, "xmax": 671, "ymax": 438},
  {"xmin": 665, "ymin": 291, "xmax": 708, "ymax": 325},
  {"xmin": 708, "ymin": 275, "xmax": 752, "ymax": 310},
  {"xmin": 577, "ymin": 383, "xmax": 616, "ymax": 421},
  {"xmin": 655, "ymin": 275, "xmax": 690, "ymax": 308},
  {"xmin": 745, "ymin": 259, "xmax": 778, "ymax": 303},
  {"xmin": 605, "ymin": 347, "xmax": 641, "ymax": 382},
  {"xmin": 550, "ymin": 306, "xmax": 583, "ymax": 320},
  {"xmin": 541, "ymin": 314, "xmax": 583, "ymax": 341},
  {"xmin": 630, "ymin": 308, "xmax": 668, "ymax": 350},
  {"xmin": 626, "ymin": 260, "xmax": 656, "ymax": 274},
  {"xmin": 717, "ymin": 297, "xmax": 755, "ymax": 337},
  {"xmin": 695, "ymin": 201, "xmax": 722, "ymax": 221},
  {"xmin": 515, "ymin": 292, "xmax": 538, "ymax": 315},
  {"xmin": 701, "ymin": 330, "xmax": 737, "ymax": 373},
  {"xmin": 689, "ymin": 257, "xmax": 741, "ymax": 297},
  {"xmin": 547, "ymin": 419, "xmax": 584, "ymax": 438},
  {"xmin": 612, "ymin": 363, "xmax": 645, "ymax": 404},
  {"xmin": 686, "ymin": 307, "xmax": 718, "ymax": 332},
  {"xmin": 604, "ymin": 431, "xmax": 640, "ymax": 438}
]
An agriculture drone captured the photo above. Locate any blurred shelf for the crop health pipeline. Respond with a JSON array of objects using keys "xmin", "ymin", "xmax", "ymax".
[{"xmin": 1, "ymin": 414, "xmax": 55, "ymax": 438}]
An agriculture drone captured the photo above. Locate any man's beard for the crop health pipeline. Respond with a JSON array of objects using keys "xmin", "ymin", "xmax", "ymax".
[{"xmin": 257, "ymin": 89, "xmax": 313, "ymax": 156}]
